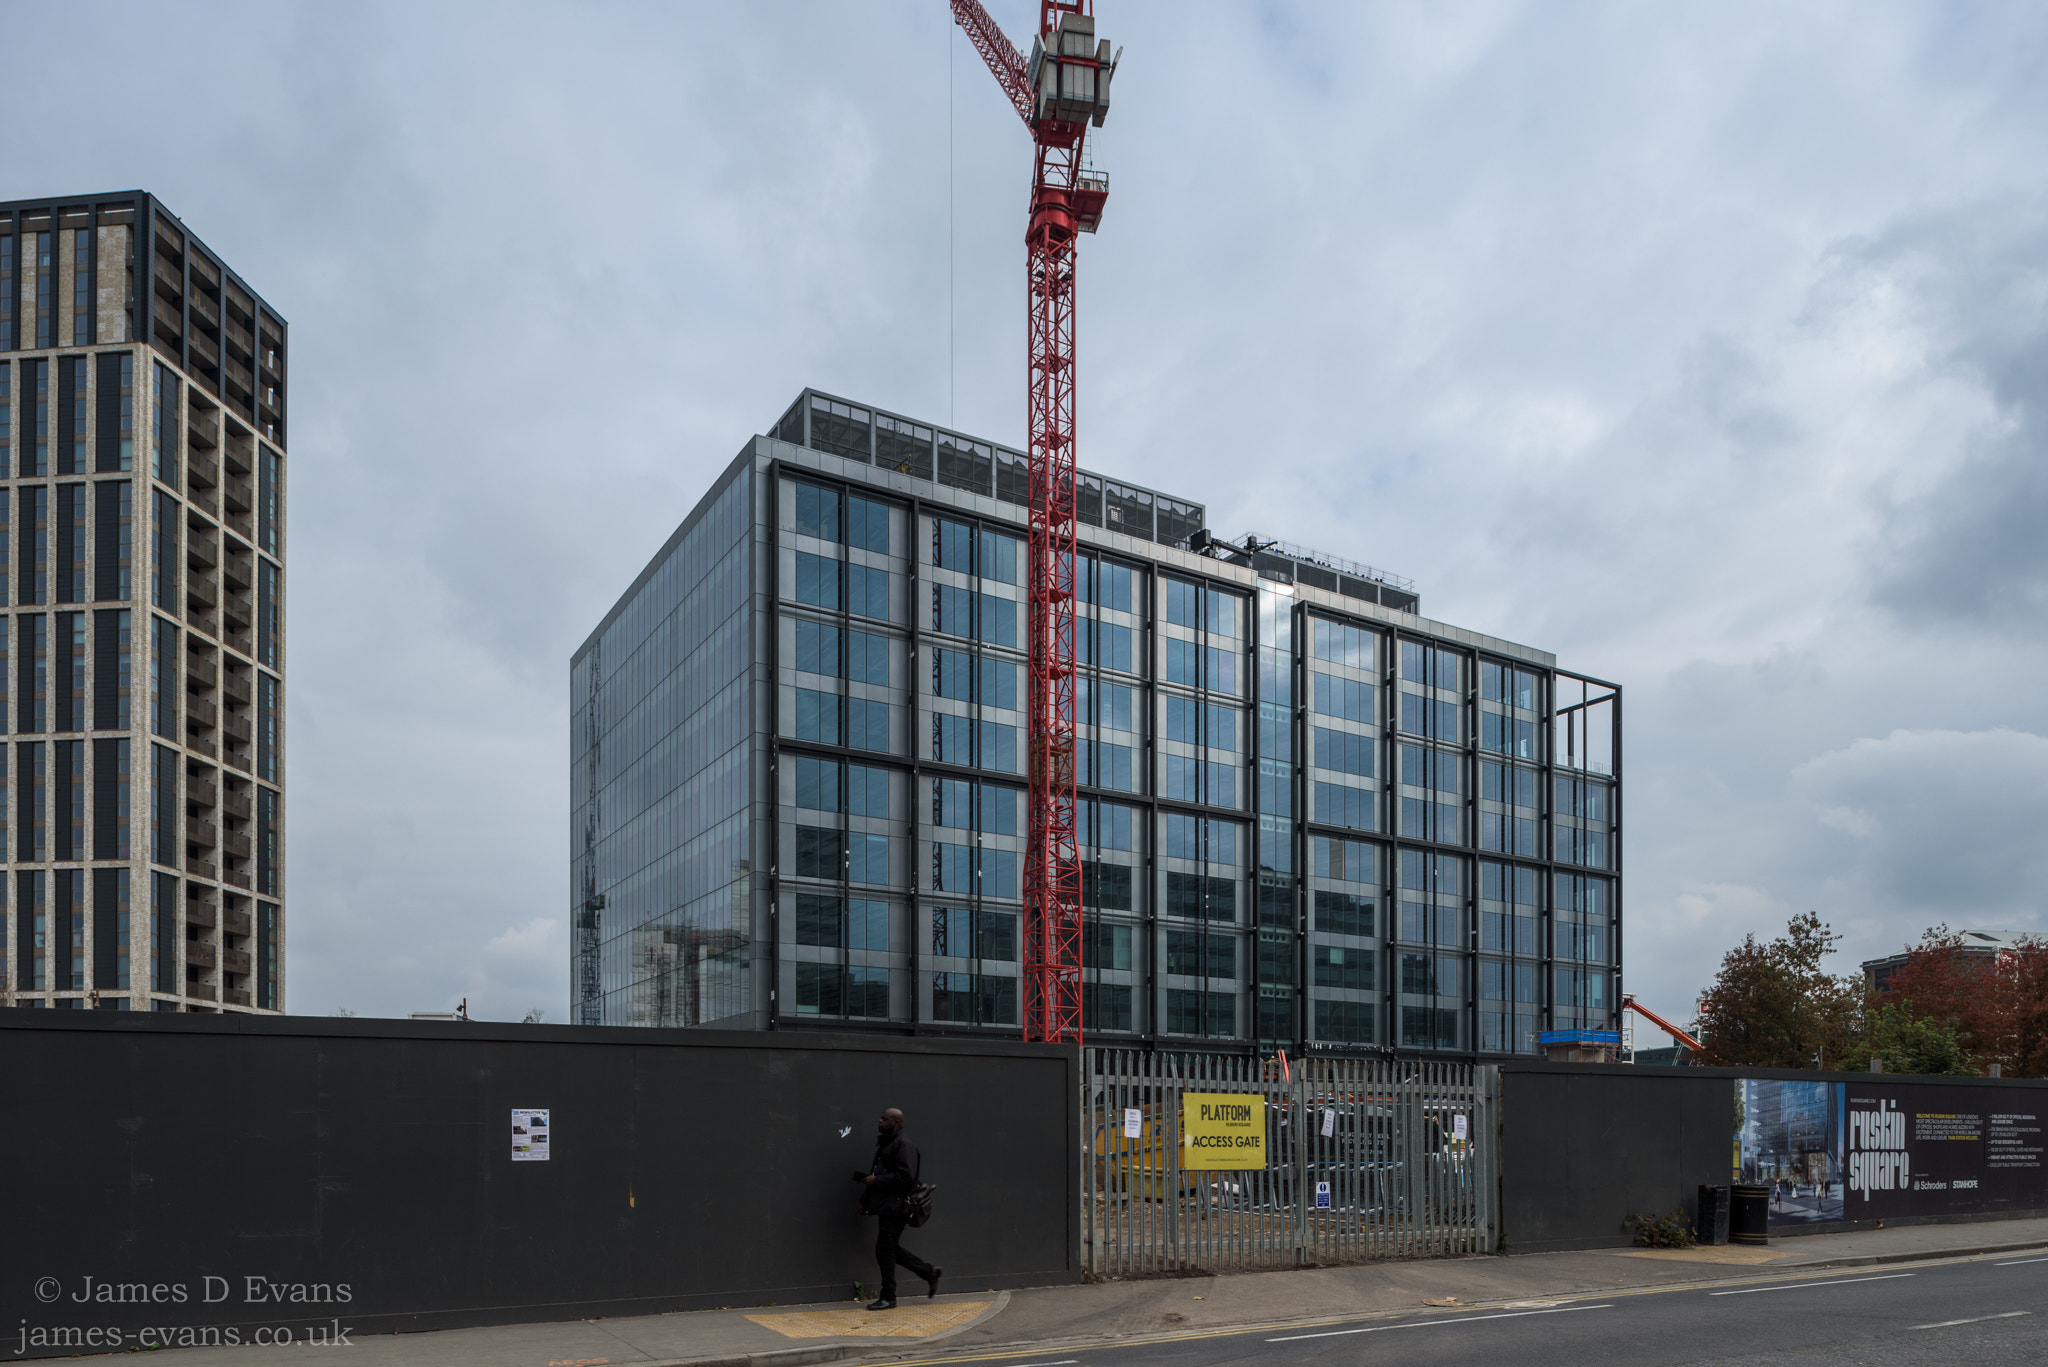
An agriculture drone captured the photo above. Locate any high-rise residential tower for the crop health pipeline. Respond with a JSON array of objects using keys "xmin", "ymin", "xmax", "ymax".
[
  {"xmin": 0, "ymin": 192, "xmax": 286, "ymax": 1013},
  {"xmin": 570, "ymin": 390, "xmax": 1617, "ymax": 1059}
]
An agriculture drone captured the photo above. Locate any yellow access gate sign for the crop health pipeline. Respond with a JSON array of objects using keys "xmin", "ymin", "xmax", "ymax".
[{"xmin": 1180, "ymin": 1091, "xmax": 1266, "ymax": 1169}]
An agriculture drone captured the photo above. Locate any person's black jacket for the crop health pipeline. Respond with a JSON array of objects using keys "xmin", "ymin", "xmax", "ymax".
[{"xmin": 862, "ymin": 1132, "xmax": 920, "ymax": 1216}]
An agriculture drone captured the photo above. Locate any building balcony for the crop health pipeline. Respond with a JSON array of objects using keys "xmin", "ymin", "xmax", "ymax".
[
  {"xmin": 223, "ymin": 671, "xmax": 252, "ymax": 704},
  {"xmin": 223, "ymin": 479, "xmax": 253, "ymax": 515},
  {"xmin": 224, "ymin": 868, "xmax": 252, "ymax": 890},
  {"xmin": 222, "ymin": 712, "xmax": 252, "ymax": 745},
  {"xmin": 223, "ymin": 440, "xmax": 253, "ymax": 477},
  {"xmin": 187, "ymin": 576, "xmax": 218, "ymax": 611},
  {"xmin": 185, "ymin": 854, "xmax": 217, "ymax": 880},
  {"xmin": 224, "ymin": 359, "xmax": 255, "ymax": 407},
  {"xmin": 223, "ymin": 986, "xmax": 252, "ymax": 1008},
  {"xmin": 187, "ymin": 535, "xmax": 218, "ymax": 570},
  {"xmin": 188, "ymin": 451, "xmax": 220, "ymax": 489},
  {"xmin": 223, "ymin": 590, "xmax": 253, "ymax": 626},
  {"xmin": 222, "ymin": 948, "xmax": 251, "ymax": 975},
  {"xmin": 189, "ymin": 736, "xmax": 218, "ymax": 760},
  {"xmin": 187, "ymin": 656, "xmax": 218, "ymax": 690},
  {"xmin": 187, "ymin": 820, "xmax": 219, "ymax": 850},
  {"xmin": 223, "ymin": 908, "xmax": 252, "ymax": 937},
  {"xmin": 188, "ymin": 412, "xmax": 220, "ymax": 450},
  {"xmin": 192, "ymin": 485, "xmax": 221, "ymax": 518},
  {"xmin": 188, "ymin": 777, "xmax": 218, "ymax": 809},
  {"xmin": 185, "ymin": 900, "xmax": 217, "ymax": 929},
  {"xmin": 186, "ymin": 982, "xmax": 218, "ymax": 1003},
  {"xmin": 222, "ymin": 831, "xmax": 252, "ymax": 861},
  {"xmin": 223, "ymin": 319, "xmax": 253, "ymax": 367},
  {"xmin": 186, "ymin": 941, "xmax": 217, "ymax": 970},
  {"xmin": 223, "ymin": 791, "xmax": 252, "ymax": 822}
]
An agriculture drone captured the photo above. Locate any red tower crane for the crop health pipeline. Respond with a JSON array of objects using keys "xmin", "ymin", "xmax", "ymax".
[{"xmin": 952, "ymin": 0, "xmax": 1115, "ymax": 1044}]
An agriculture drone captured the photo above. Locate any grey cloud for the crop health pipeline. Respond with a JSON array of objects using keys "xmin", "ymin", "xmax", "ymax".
[
  {"xmin": 1851, "ymin": 201, "xmax": 2048, "ymax": 629},
  {"xmin": 1790, "ymin": 727, "xmax": 2048, "ymax": 935},
  {"xmin": 9, "ymin": 1, "xmax": 2048, "ymax": 1025}
]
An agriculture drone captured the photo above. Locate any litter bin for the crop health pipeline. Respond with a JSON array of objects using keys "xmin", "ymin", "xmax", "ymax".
[
  {"xmin": 1729, "ymin": 1183, "xmax": 1770, "ymax": 1246},
  {"xmin": 1697, "ymin": 1184, "xmax": 1730, "ymax": 1246}
]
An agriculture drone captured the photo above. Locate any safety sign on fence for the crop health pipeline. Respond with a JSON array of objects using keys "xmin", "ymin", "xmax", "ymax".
[{"xmin": 1180, "ymin": 1091, "xmax": 1266, "ymax": 1170}]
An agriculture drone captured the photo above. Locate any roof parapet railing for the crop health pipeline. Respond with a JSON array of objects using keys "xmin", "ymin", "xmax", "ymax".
[{"xmin": 1233, "ymin": 535, "xmax": 1415, "ymax": 592}]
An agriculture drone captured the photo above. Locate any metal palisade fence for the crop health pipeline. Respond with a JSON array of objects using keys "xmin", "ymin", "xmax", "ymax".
[{"xmin": 1082, "ymin": 1049, "xmax": 1500, "ymax": 1276}]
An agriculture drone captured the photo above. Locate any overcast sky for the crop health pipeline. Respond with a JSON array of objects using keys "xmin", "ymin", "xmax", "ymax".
[{"xmin": 15, "ymin": 1, "xmax": 2046, "ymax": 1026}]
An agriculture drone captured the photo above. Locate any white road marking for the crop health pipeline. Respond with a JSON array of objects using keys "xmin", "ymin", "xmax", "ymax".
[
  {"xmin": 1913, "ymin": 1311, "xmax": 2031, "ymax": 1329},
  {"xmin": 1005, "ymin": 1360, "xmax": 1079, "ymax": 1366},
  {"xmin": 1995, "ymin": 1257, "xmax": 2048, "ymax": 1266},
  {"xmin": 1267, "ymin": 1304, "xmax": 1613, "ymax": 1341},
  {"xmin": 1709, "ymin": 1273, "xmax": 1914, "ymax": 1296}
]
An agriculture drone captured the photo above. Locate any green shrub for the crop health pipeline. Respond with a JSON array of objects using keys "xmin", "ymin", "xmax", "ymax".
[{"xmin": 1625, "ymin": 1207, "xmax": 1697, "ymax": 1248}]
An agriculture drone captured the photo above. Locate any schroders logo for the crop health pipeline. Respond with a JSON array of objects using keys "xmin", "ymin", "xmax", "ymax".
[{"xmin": 1848, "ymin": 1099, "xmax": 1910, "ymax": 1201}]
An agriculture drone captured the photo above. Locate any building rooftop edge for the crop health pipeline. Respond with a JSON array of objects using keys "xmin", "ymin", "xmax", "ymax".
[
  {"xmin": 0, "ymin": 189, "xmax": 288, "ymax": 326},
  {"xmin": 572, "ymin": 430, "xmax": 1562, "ymax": 673}
]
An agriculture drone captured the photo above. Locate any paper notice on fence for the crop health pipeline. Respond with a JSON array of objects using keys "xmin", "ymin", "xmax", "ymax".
[
  {"xmin": 1321, "ymin": 1108, "xmax": 1336, "ymax": 1137},
  {"xmin": 1123, "ymin": 1107, "xmax": 1142, "ymax": 1139},
  {"xmin": 1454, "ymin": 1114, "xmax": 1469, "ymax": 1141},
  {"xmin": 512, "ymin": 1108, "xmax": 551, "ymax": 1161}
]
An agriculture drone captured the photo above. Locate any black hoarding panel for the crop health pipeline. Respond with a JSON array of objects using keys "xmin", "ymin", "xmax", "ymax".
[{"xmin": 0, "ymin": 1014, "xmax": 1078, "ymax": 1359}]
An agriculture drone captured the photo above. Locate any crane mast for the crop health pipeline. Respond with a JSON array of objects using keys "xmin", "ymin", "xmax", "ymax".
[{"xmin": 952, "ymin": 0, "xmax": 1114, "ymax": 1045}]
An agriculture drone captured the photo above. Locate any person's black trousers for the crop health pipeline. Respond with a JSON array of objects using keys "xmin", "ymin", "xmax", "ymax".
[{"xmin": 874, "ymin": 1213, "xmax": 936, "ymax": 1301}]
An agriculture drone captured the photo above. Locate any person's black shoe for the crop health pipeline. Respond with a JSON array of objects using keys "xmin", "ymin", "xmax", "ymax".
[
  {"xmin": 927, "ymin": 1268, "xmax": 944, "ymax": 1299},
  {"xmin": 866, "ymin": 1298, "xmax": 897, "ymax": 1311}
]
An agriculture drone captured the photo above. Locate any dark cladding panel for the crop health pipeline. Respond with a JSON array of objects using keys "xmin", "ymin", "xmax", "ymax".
[
  {"xmin": 1077, "ymin": 473, "xmax": 1103, "ymax": 527},
  {"xmin": 936, "ymin": 435, "xmax": 993, "ymax": 496},
  {"xmin": 994, "ymin": 449, "xmax": 1029, "ymax": 506},
  {"xmin": 0, "ymin": 1019, "xmax": 1079, "ymax": 1350},
  {"xmin": 1155, "ymin": 497, "xmax": 1204, "ymax": 548},
  {"xmin": 876, "ymin": 415, "xmax": 935, "ymax": 481},
  {"xmin": 808, "ymin": 395, "xmax": 871, "ymax": 463},
  {"xmin": 1101, "ymin": 481, "xmax": 1152, "ymax": 540}
]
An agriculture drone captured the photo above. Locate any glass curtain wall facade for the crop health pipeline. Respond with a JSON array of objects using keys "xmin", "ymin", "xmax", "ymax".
[
  {"xmin": 0, "ymin": 192, "xmax": 286, "ymax": 1013},
  {"xmin": 571, "ymin": 390, "xmax": 1620, "ymax": 1057}
]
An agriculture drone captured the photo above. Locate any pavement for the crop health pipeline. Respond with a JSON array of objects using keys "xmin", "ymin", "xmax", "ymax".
[{"xmin": 98, "ymin": 1216, "xmax": 2048, "ymax": 1367}]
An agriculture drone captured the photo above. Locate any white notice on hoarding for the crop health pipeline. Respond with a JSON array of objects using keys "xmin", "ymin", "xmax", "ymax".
[
  {"xmin": 1453, "ymin": 1114, "xmax": 1469, "ymax": 1142},
  {"xmin": 512, "ymin": 1108, "xmax": 551, "ymax": 1161},
  {"xmin": 1124, "ymin": 1107, "xmax": 1142, "ymax": 1139},
  {"xmin": 1321, "ymin": 1108, "xmax": 1336, "ymax": 1138}
]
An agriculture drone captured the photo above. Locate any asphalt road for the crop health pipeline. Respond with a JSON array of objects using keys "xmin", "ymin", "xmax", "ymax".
[{"xmin": 906, "ymin": 1252, "xmax": 2048, "ymax": 1367}]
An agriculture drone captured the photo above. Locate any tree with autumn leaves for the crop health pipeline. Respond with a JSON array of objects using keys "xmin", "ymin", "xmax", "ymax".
[
  {"xmin": 1690, "ymin": 913, "xmax": 2048, "ymax": 1077},
  {"xmin": 1876, "ymin": 926, "xmax": 2048, "ymax": 1077}
]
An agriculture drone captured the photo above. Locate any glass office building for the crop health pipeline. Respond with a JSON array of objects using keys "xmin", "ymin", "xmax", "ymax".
[
  {"xmin": 0, "ymin": 192, "xmax": 286, "ymax": 1013},
  {"xmin": 570, "ymin": 389, "xmax": 1619, "ymax": 1058}
]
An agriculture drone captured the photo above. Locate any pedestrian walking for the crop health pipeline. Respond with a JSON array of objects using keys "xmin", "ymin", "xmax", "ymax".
[{"xmin": 853, "ymin": 1107, "xmax": 942, "ymax": 1310}]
